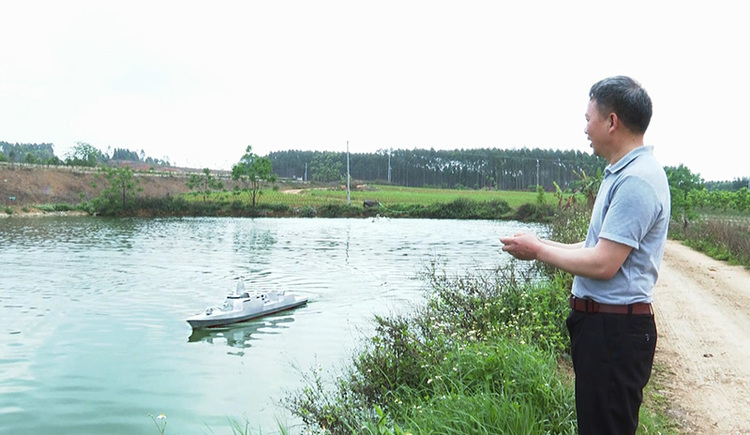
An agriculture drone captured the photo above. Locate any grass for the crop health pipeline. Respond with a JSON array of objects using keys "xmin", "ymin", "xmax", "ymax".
[
  {"xmin": 181, "ymin": 184, "xmax": 547, "ymax": 210},
  {"xmin": 298, "ymin": 184, "xmax": 544, "ymax": 209},
  {"xmin": 637, "ymin": 362, "xmax": 682, "ymax": 434},
  {"xmin": 383, "ymin": 338, "xmax": 577, "ymax": 434},
  {"xmin": 669, "ymin": 214, "xmax": 750, "ymax": 268},
  {"xmin": 36, "ymin": 203, "xmax": 81, "ymax": 212}
]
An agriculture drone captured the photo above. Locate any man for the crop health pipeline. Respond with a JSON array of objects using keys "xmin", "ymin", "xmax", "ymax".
[{"xmin": 500, "ymin": 76, "xmax": 670, "ymax": 434}]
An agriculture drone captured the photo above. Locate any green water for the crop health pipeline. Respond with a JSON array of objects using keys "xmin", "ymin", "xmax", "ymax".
[{"xmin": 0, "ymin": 216, "xmax": 535, "ymax": 434}]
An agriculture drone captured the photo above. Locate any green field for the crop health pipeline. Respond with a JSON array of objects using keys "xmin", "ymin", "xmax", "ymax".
[{"xmin": 217, "ymin": 184, "xmax": 550, "ymax": 210}]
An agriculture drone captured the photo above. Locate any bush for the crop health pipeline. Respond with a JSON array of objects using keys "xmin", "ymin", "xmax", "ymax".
[
  {"xmin": 422, "ymin": 198, "xmax": 512, "ymax": 220},
  {"xmin": 513, "ymin": 202, "xmax": 556, "ymax": 222},
  {"xmin": 549, "ymin": 203, "xmax": 590, "ymax": 244},
  {"xmin": 317, "ymin": 203, "xmax": 362, "ymax": 218},
  {"xmin": 263, "ymin": 203, "xmax": 291, "ymax": 214},
  {"xmin": 37, "ymin": 203, "xmax": 78, "ymax": 212},
  {"xmin": 297, "ymin": 206, "xmax": 317, "ymax": 218}
]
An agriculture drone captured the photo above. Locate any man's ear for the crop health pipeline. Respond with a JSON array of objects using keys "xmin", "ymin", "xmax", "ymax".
[{"xmin": 608, "ymin": 113, "xmax": 618, "ymax": 132}]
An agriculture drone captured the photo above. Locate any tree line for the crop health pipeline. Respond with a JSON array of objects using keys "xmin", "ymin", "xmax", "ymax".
[
  {"xmin": 0, "ymin": 141, "xmax": 59, "ymax": 165},
  {"xmin": 269, "ymin": 148, "xmax": 608, "ymax": 191},
  {"xmin": 5, "ymin": 140, "xmax": 749, "ymax": 194},
  {"xmin": 0, "ymin": 141, "xmax": 170, "ymax": 167}
]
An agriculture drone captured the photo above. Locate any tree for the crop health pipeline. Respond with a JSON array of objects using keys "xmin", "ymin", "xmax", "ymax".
[
  {"xmin": 23, "ymin": 153, "xmax": 39, "ymax": 164},
  {"xmin": 92, "ymin": 166, "xmax": 142, "ymax": 214},
  {"xmin": 665, "ymin": 164, "xmax": 704, "ymax": 227},
  {"xmin": 0, "ymin": 141, "xmax": 57, "ymax": 164},
  {"xmin": 186, "ymin": 168, "xmax": 224, "ymax": 202},
  {"xmin": 268, "ymin": 147, "xmax": 606, "ymax": 190},
  {"xmin": 66, "ymin": 142, "xmax": 106, "ymax": 167},
  {"xmin": 310, "ymin": 152, "xmax": 344, "ymax": 183},
  {"xmin": 111, "ymin": 148, "xmax": 140, "ymax": 161},
  {"xmin": 231, "ymin": 146, "xmax": 277, "ymax": 207}
]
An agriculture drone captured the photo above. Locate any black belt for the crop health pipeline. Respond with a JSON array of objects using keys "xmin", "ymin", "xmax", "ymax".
[{"xmin": 569, "ymin": 295, "xmax": 653, "ymax": 315}]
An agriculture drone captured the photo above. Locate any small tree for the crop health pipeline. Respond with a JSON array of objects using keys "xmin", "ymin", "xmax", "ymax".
[
  {"xmin": 92, "ymin": 166, "xmax": 142, "ymax": 214},
  {"xmin": 231, "ymin": 146, "xmax": 277, "ymax": 207},
  {"xmin": 186, "ymin": 168, "xmax": 224, "ymax": 202},
  {"xmin": 665, "ymin": 164, "xmax": 704, "ymax": 227}
]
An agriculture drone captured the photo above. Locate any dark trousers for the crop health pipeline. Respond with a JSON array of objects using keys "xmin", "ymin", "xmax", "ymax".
[{"xmin": 566, "ymin": 311, "xmax": 657, "ymax": 435}]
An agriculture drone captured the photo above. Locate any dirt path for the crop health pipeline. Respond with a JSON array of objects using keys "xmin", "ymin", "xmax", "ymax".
[{"xmin": 653, "ymin": 240, "xmax": 750, "ymax": 434}]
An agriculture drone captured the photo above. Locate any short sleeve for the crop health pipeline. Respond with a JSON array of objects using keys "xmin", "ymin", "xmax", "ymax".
[{"xmin": 598, "ymin": 176, "xmax": 661, "ymax": 250}]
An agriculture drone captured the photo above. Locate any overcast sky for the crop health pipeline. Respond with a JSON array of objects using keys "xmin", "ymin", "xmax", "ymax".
[{"xmin": 2, "ymin": 1, "xmax": 747, "ymax": 181}]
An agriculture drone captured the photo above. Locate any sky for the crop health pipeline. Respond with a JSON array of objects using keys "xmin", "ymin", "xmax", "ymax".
[{"xmin": 1, "ymin": 1, "xmax": 747, "ymax": 182}]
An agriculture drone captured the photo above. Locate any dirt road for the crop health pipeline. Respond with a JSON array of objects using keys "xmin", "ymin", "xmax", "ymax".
[{"xmin": 654, "ymin": 240, "xmax": 750, "ymax": 434}]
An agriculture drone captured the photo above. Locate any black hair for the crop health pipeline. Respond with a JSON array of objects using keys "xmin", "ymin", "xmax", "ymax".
[{"xmin": 589, "ymin": 76, "xmax": 652, "ymax": 134}]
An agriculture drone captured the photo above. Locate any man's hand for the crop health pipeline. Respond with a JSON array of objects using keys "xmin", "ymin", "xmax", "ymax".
[{"xmin": 500, "ymin": 232, "xmax": 541, "ymax": 261}]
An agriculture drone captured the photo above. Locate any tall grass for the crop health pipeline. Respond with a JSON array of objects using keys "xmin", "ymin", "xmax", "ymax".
[
  {"xmin": 670, "ymin": 217, "xmax": 750, "ymax": 267},
  {"xmin": 383, "ymin": 338, "xmax": 576, "ymax": 434}
]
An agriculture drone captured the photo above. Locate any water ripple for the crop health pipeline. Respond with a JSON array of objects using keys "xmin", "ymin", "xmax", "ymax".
[{"xmin": 0, "ymin": 216, "xmax": 542, "ymax": 434}]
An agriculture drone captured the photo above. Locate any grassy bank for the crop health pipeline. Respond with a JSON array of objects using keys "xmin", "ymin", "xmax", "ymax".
[
  {"xmin": 6, "ymin": 184, "xmax": 558, "ymax": 221},
  {"xmin": 138, "ymin": 184, "xmax": 555, "ymax": 220}
]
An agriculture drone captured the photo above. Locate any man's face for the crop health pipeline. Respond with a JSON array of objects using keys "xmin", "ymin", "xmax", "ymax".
[{"xmin": 584, "ymin": 99, "xmax": 609, "ymax": 158}]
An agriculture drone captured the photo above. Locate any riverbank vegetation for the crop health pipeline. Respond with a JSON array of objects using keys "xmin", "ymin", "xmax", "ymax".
[
  {"xmin": 277, "ymin": 203, "xmax": 677, "ymax": 434},
  {"xmin": 18, "ymin": 170, "xmax": 554, "ymax": 221}
]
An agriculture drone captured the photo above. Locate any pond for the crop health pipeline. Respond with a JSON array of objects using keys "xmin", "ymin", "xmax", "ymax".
[{"xmin": 0, "ymin": 216, "xmax": 541, "ymax": 434}]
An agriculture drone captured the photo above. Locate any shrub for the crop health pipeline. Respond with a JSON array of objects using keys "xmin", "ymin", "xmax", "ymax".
[
  {"xmin": 37, "ymin": 203, "xmax": 77, "ymax": 212},
  {"xmin": 421, "ymin": 198, "xmax": 512, "ymax": 220},
  {"xmin": 317, "ymin": 203, "xmax": 362, "ymax": 218},
  {"xmin": 513, "ymin": 202, "xmax": 556, "ymax": 222},
  {"xmin": 297, "ymin": 206, "xmax": 317, "ymax": 218}
]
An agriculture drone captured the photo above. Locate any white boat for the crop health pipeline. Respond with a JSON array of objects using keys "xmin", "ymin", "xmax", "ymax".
[{"xmin": 187, "ymin": 281, "xmax": 308, "ymax": 328}]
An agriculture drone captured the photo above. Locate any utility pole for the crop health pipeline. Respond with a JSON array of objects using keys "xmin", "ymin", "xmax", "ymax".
[
  {"xmin": 387, "ymin": 148, "xmax": 392, "ymax": 183},
  {"xmin": 346, "ymin": 141, "xmax": 351, "ymax": 205}
]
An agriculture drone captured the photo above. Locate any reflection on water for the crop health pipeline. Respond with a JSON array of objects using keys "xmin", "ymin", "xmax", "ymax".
[{"xmin": 188, "ymin": 315, "xmax": 297, "ymax": 350}]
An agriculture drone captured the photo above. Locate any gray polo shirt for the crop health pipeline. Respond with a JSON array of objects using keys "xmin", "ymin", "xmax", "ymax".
[{"xmin": 571, "ymin": 146, "xmax": 671, "ymax": 305}]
